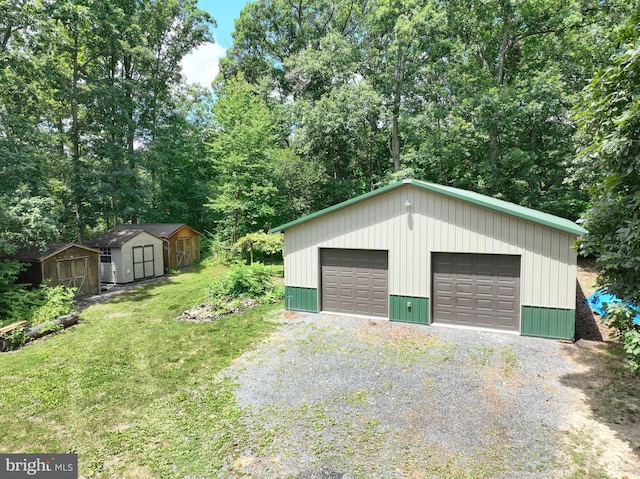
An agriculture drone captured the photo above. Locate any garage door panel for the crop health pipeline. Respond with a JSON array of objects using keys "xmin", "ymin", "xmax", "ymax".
[
  {"xmin": 496, "ymin": 301, "xmax": 516, "ymax": 313},
  {"xmin": 433, "ymin": 253, "xmax": 520, "ymax": 331},
  {"xmin": 339, "ymin": 287, "xmax": 355, "ymax": 298},
  {"xmin": 477, "ymin": 285, "xmax": 494, "ymax": 296},
  {"xmin": 321, "ymin": 249, "xmax": 388, "ymax": 317},
  {"xmin": 438, "ymin": 296, "xmax": 453, "ymax": 307},
  {"xmin": 456, "ymin": 297, "xmax": 473, "ymax": 309},
  {"xmin": 476, "ymin": 313, "xmax": 495, "ymax": 324},
  {"xmin": 436, "ymin": 282, "xmax": 454, "ymax": 294},
  {"xmin": 372, "ymin": 290, "xmax": 387, "ymax": 301},
  {"xmin": 456, "ymin": 312, "xmax": 474, "ymax": 323},
  {"xmin": 476, "ymin": 299, "xmax": 494, "ymax": 310},
  {"xmin": 498, "ymin": 300, "xmax": 516, "ymax": 312},
  {"xmin": 356, "ymin": 289, "xmax": 370, "ymax": 300},
  {"xmin": 498, "ymin": 286, "xmax": 515, "ymax": 297}
]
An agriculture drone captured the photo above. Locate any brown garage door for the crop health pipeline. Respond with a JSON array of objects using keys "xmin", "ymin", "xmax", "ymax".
[
  {"xmin": 321, "ymin": 249, "xmax": 388, "ymax": 317},
  {"xmin": 432, "ymin": 253, "xmax": 520, "ymax": 331}
]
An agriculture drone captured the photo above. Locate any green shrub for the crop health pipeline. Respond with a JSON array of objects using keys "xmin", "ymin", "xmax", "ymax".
[
  {"xmin": 31, "ymin": 285, "xmax": 76, "ymax": 325},
  {"xmin": 5, "ymin": 327, "xmax": 27, "ymax": 350},
  {"xmin": 622, "ymin": 330, "xmax": 640, "ymax": 373},
  {"xmin": 206, "ymin": 263, "xmax": 284, "ymax": 317},
  {"xmin": 602, "ymin": 303, "xmax": 640, "ymax": 373},
  {"xmin": 2, "ymin": 287, "xmax": 43, "ymax": 323},
  {"xmin": 208, "ymin": 263, "xmax": 274, "ymax": 300},
  {"xmin": 200, "ymin": 234, "xmax": 233, "ymax": 266},
  {"xmin": 2, "ymin": 284, "xmax": 76, "ymax": 326}
]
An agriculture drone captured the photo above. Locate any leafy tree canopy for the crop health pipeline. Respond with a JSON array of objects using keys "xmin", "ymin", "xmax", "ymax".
[{"xmin": 574, "ymin": 8, "xmax": 640, "ymax": 303}]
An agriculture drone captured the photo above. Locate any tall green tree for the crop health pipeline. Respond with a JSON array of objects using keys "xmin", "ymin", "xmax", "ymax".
[
  {"xmin": 223, "ymin": 0, "xmax": 624, "ymax": 218},
  {"xmin": 142, "ymin": 86, "xmax": 215, "ymax": 232},
  {"xmin": 207, "ymin": 74, "xmax": 280, "ymax": 242},
  {"xmin": 574, "ymin": 7, "xmax": 640, "ymax": 303},
  {"xmin": 363, "ymin": 0, "xmax": 448, "ymax": 172},
  {"xmin": 0, "ymin": 0, "xmax": 59, "ymax": 251},
  {"xmin": 86, "ymin": 0, "xmax": 214, "ymax": 230},
  {"xmin": 396, "ymin": 0, "xmax": 627, "ymax": 217}
]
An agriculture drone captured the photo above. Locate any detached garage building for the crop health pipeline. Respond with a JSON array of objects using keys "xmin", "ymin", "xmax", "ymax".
[
  {"xmin": 88, "ymin": 227, "xmax": 164, "ymax": 284},
  {"xmin": 270, "ymin": 179, "xmax": 587, "ymax": 340}
]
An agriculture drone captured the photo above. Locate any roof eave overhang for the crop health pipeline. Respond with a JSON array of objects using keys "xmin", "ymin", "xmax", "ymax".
[{"xmin": 269, "ymin": 179, "xmax": 587, "ymax": 237}]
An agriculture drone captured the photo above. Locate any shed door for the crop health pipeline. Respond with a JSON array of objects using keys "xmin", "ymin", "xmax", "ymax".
[
  {"xmin": 176, "ymin": 237, "xmax": 193, "ymax": 267},
  {"xmin": 56, "ymin": 257, "xmax": 89, "ymax": 296},
  {"xmin": 432, "ymin": 253, "xmax": 520, "ymax": 331},
  {"xmin": 321, "ymin": 249, "xmax": 388, "ymax": 318},
  {"xmin": 133, "ymin": 245, "xmax": 155, "ymax": 281}
]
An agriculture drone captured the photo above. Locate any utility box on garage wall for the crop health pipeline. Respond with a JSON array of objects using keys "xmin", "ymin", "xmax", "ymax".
[{"xmin": 270, "ymin": 179, "xmax": 587, "ymax": 340}]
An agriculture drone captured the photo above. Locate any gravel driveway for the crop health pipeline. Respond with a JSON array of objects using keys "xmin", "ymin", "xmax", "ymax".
[{"xmin": 220, "ymin": 312, "xmax": 578, "ymax": 479}]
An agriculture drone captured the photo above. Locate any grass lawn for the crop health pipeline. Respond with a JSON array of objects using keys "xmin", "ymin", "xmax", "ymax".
[{"xmin": 0, "ymin": 262, "xmax": 280, "ymax": 478}]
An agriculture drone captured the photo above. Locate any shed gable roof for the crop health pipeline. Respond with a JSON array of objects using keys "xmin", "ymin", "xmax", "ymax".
[
  {"xmin": 12, "ymin": 243, "xmax": 101, "ymax": 262},
  {"xmin": 88, "ymin": 227, "xmax": 159, "ymax": 247},
  {"xmin": 133, "ymin": 223, "xmax": 202, "ymax": 238},
  {"xmin": 270, "ymin": 179, "xmax": 587, "ymax": 236}
]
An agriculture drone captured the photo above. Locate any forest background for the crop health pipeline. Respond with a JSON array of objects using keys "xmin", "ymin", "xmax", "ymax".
[{"xmin": 1, "ymin": 1, "xmax": 638, "ymax": 292}]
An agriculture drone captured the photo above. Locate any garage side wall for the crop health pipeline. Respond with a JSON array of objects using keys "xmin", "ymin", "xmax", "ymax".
[{"xmin": 283, "ymin": 186, "xmax": 577, "ymax": 337}]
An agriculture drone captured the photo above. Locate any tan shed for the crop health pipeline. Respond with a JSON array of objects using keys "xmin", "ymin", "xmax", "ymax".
[
  {"xmin": 11, "ymin": 243, "xmax": 101, "ymax": 296},
  {"xmin": 88, "ymin": 228, "xmax": 164, "ymax": 284},
  {"xmin": 270, "ymin": 179, "xmax": 587, "ymax": 340},
  {"xmin": 130, "ymin": 224, "xmax": 201, "ymax": 272}
]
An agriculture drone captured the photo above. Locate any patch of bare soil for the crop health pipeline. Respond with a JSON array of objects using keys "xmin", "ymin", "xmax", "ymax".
[
  {"xmin": 575, "ymin": 256, "xmax": 615, "ymax": 342},
  {"xmin": 561, "ymin": 257, "xmax": 640, "ymax": 479},
  {"xmin": 75, "ymin": 275, "xmax": 170, "ymax": 310},
  {"xmin": 357, "ymin": 319, "xmax": 434, "ymax": 343},
  {"xmin": 176, "ymin": 299, "xmax": 257, "ymax": 322}
]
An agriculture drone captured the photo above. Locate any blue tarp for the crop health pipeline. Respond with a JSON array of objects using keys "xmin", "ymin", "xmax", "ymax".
[{"xmin": 586, "ymin": 289, "xmax": 640, "ymax": 325}]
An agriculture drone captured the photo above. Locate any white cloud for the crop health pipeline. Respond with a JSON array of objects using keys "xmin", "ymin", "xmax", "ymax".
[{"xmin": 181, "ymin": 41, "xmax": 227, "ymax": 87}]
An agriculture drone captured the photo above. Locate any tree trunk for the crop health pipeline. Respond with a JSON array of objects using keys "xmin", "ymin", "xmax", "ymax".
[
  {"xmin": 232, "ymin": 211, "xmax": 239, "ymax": 244},
  {"xmin": 391, "ymin": 113, "xmax": 400, "ymax": 172},
  {"xmin": 389, "ymin": 50, "xmax": 405, "ymax": 172},
  {"xmin": 124, "ymin": 53, "xmax": 138, "ymax": 224},
  {"xmin": 71, "ymin": 34, "xmax": 84, "ymax": 244}
]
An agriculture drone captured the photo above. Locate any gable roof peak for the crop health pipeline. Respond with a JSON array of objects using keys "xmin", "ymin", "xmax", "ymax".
[{"xmin": 270, "ymin": 179, "xmax": 587, "ymax": 236}]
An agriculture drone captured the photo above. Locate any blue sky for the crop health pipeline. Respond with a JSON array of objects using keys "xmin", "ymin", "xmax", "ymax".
[{"xmin": 181, "ymin": 0, "xmax": 251, "ymax": 87}]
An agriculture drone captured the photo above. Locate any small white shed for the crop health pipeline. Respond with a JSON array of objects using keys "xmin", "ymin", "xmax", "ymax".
[
  {"xmin": 88, "ymin": 228, "xmax": 164, "ymax": 284},
  {"xmin": 270, "ymin": 179, "xmax": 587, "ymax": 340}
]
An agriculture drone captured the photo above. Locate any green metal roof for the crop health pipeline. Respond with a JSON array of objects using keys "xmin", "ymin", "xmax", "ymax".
[{"xmin": 269, "ymin": 179, "xmax": 587, "ymax": 236}]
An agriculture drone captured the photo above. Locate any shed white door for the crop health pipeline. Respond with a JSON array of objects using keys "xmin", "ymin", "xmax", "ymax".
[
  {"xmin": 321, "ymin": 249, "xmax": 388, "ymax": 317},
  {"xmin": 133, "ymin": 245, "xmax": 155, "ymax": 281},
  {"xmin": 432, "ymin": 253, "xmax": 521, "ymax": 331}
]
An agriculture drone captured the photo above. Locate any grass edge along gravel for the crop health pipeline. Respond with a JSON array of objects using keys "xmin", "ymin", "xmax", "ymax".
[{"xmin": 0, "ymin": 263, "xmax": 280, "ymax": 479}]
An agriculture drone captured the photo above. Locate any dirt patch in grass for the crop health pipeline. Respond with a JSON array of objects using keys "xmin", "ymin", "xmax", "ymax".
[
  {"xmin": 575, "ymin": 256, "xmax": 614, "ymax": 342},
  {"xmin": 560, "ymin": 342, "xmax": 640, "ymax": 479},
  {"xmin": 559, "ymin": 257, "xmax": 640, "ymax": 479}
]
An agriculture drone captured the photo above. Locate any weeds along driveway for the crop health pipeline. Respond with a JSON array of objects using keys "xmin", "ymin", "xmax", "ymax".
[{"xmin": 220, "ymin": 312, "xmax": 578, "ymax": 479}]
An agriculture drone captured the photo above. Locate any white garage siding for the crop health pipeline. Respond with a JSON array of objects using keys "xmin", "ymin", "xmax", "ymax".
[
  {"xmin": 284, "ymin": 186, "xmax": 577, "ymax": 310},
  {"xmin": 276, "ymin": 180, "xmax": 584, "ymax": 338}
]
